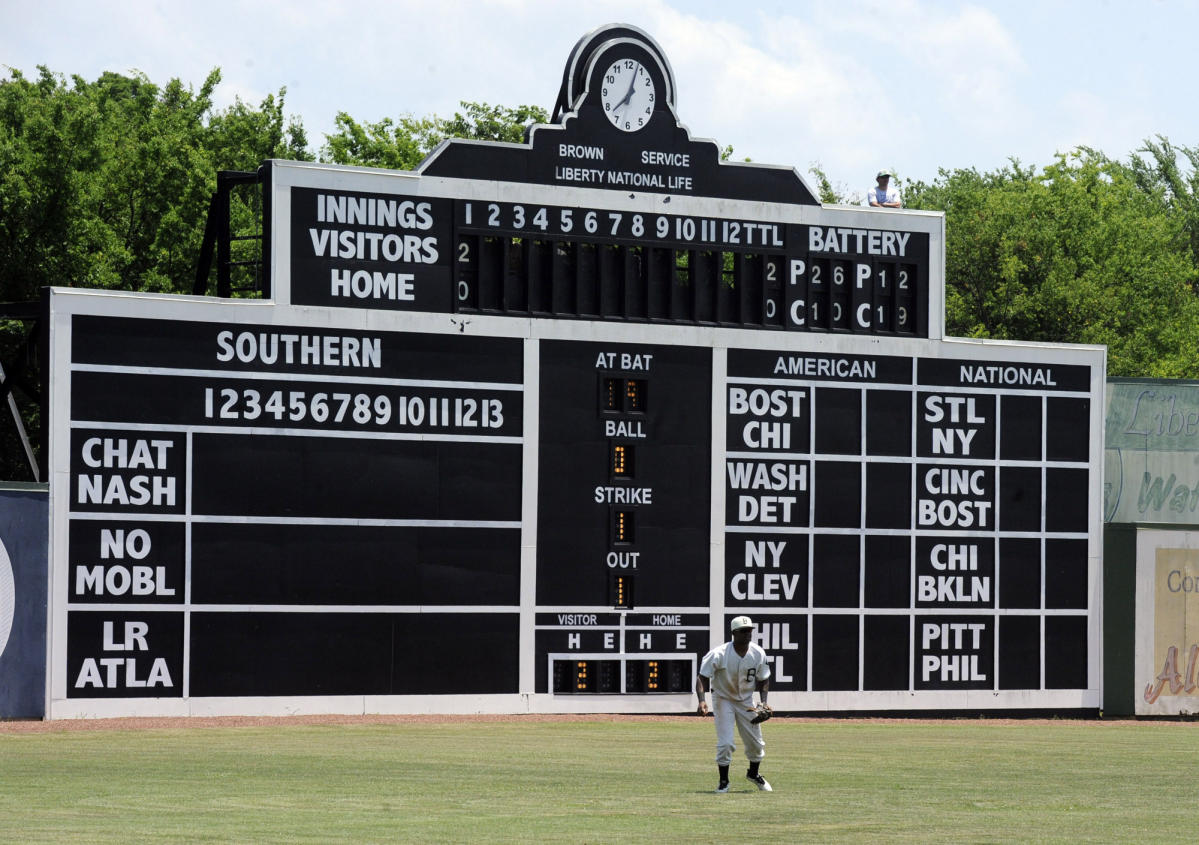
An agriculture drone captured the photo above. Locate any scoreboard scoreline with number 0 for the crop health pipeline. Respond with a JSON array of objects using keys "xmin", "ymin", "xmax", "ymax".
[{"xmin": 42, "ymin": 24, "xmax": 1104, "ymax": 718}]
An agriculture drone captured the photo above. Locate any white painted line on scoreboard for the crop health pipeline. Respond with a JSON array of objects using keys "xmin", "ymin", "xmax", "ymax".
[
  {"xmin": 65, "ymin": 603, "xmax": 522, "ymax": 612},
  {"xmin": 183, "ymin": 430, "xmax": 194, "ymax": 700},
  {"xmin": 182, "ymin": 605, "xmax": 521, "ymax": 614},
  {"xmin": 65, "ymin": 513, "xmax": 520, "ymax": 528},
  {"xmin": 722, "ymin": 525, "xmax": 1088, "ymax": 539},
  {"xmin": 907, "ymin": 358, "xmax": 919, "ymax": 694},
  {"xmin": 727, "ymin": 375, "xmax": 1092, "ymax": 399},
  {"xmin": 726, "ymin": 450, "xmax": 1088, "ymax": 467},
  {"xmin": 69, "ymin": 420, "xmax": 522, "ymax": 444},
  {"xmin": 534, "ymin": 606, "xmax": 710, "ymax": 614},
  {"xmin": 71, "ymin": 363, "xmax": 524, "ymax": 392},
  {"xmin": 535, "ymin": 625, "xmax": 711, "ymax": 631}
]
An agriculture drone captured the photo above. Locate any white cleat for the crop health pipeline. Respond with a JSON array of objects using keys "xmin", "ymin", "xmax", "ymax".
[
  {"xmin": 746, "ymin": 773, "xmax": 772, "ymax": 792},
  {"xmin": 715, "ymin": 781, "xmax": 730, "ymax": 793}
]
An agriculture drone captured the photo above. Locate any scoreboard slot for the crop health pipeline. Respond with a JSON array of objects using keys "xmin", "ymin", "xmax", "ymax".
[
  {"xmin": 456, "ymin": 234, "xmax": 479, "ymax": 310},
  {"xmin": 691, "ymin": 249, "xmax": 717, "ymax": 324},
  {"xmin": 896, "ymin": 262, "xmax": 917, "ymax": 334},
  {"xmin": 809, "ymin": 258, "xmax": 829, "ymax": 330},
  {"xmin": 735, "ymin": 253, "xmax": 760, "ymax": 324},
  {"xmin": 552, "ymin": 242, "xmax": 577, "ymax": 314},
  {"xmin": 763, "ymin": 255, "xmax": 785, "ymax": 328},
  {"xmin": 715, "ymin": 251, "xmax": 738, "ymax": 325},
  {"xmin": 872, "ymin": 259, "xmax": 895, "ymax": 333},
  {"xmin": 646, "ymin": 247, "xmax": 673, "ymax": 319},
  {"xmin": 598, "ymin": 244, "xmax": 624, "ymax": 317},
  {"xmin": 576, "ymin": 242, "xmax": 599, "ymax": 316},
  {"xmin": 611, "ymin": 508, "xmax": 636, "ymax": 544},
  {"xmin": 623, "ymin": 246, "xmax": 648, "ymax": 319},
  {"xmin": 609, "ymin": 442, "xmax": 635, "ymax": 479},
  {"xmin": 829, "ymin": 258, "xmax": 850, "ymax": 331},
  {"xmin": 851, "ymin": 260, "xmax": 873, "ymax": 332},
  {"xmin": 478, "ymin": 235, "xmax": 505, "ymax": 311},
  {"xmin": 552, "ymin": 656, "xmax": 694, "ymax": 694},
  {"xmin": 670, "ymin": 250, "xmax": 693, "ymax": 321},
  {"xmin": 504, "ymin": 237, "xmax": 528, "ymax": 313},
  {"xmin": 608, "ymin": 571, "xmax": 635, "ymax": 608},
  {"xmin": 528, "ymin": 239, "xmax": 554, "ymax": 314}
]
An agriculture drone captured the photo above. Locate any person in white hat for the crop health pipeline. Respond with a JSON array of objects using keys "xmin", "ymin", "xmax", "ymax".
[
  {"xmin": 868, "ymin": 170, "xmax": 902, "ymax": 208},
  {"xmin": 695, "ymin": 615, "xmax": 773, "ymax": 792}
]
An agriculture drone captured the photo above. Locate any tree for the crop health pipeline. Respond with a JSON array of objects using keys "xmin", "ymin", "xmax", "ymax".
[
  {"xmin": 0, "ymin": 66, "xmax": 311, "ymax": 479},
  {"xmin": 906, "ymin": 151, "xmax": 1199, "ymax": 377},
  {"xmin": 1121, "ymin": 136, "xmax": 1199, "ymax": 275},
  {"xmin": 322, "ymin": 101, "xmax": 548, "ymax": 170},
  {"xmin": 806, "ymin": 164, "xmax": 851, "ymax": 204},
  {"xmin": 0, "ymin": 66, "xmax": 310, "ymax": 301}
]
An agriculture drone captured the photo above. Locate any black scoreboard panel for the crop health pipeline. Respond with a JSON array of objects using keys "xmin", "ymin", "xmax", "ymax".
[
  {"xmin": 279, "ymin": 170, "xmax": 935, "ymax": 339},
  {"xmin": 723, "ymin": 349, "xmax": 1095, "ymax": 699},
  {"xmin": 536, "ymin": 340, "xmax": 711, "ymax": 607},
  {"xmin": 58, "ymin": 308, "xmax": 524, "ymax": 701},
  {"xmin": 451, "ymin": 201, "xmax": 929, "ymax": 336}
]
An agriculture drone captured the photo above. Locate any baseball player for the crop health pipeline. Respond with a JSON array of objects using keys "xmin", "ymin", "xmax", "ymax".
[{"xmin": 695, "ymin": 615, "xmax": 773, "ymax": 793}]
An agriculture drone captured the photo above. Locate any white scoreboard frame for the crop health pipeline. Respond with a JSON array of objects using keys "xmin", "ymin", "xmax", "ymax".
[{"xmin": 45, "ymin": 281, "xmax": 1104, "ymax": 718}]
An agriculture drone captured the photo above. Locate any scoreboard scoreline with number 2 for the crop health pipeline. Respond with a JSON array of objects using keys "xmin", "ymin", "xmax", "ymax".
[{"xmin": 42, "ymin": 24, "xmax": 1104, "ymax": 718}]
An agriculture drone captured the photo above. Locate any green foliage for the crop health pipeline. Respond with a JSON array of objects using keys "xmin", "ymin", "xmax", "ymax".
[
  {"xmin": 906, "ymin": 150, "xmax": 1199, "ymax": 377},
  {"xmin": 0, "ymin": 65, "xmax": 311, "ymax": 302},
  {"xmin": 0, "ymin": 65, "xmax": 313, "ymax": 479},
  {"xmin": 1122, "ymin": 136, "xmax": 1199, "ymax": 273},
  {"xmin": 321, "ymin": 101, "xmax": 548, "ymax": 170},
  {"xmin": 807, "ymin": 163, "xmax": 846, "ymax": 204}
]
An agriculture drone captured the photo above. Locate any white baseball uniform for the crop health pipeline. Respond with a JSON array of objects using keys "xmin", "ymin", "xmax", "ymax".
[{"xmin": 699, "ymin": 640, "xmax": 771, "ymax": 765}]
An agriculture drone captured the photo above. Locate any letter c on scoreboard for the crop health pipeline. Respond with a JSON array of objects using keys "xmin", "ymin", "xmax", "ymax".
[{"xmin": 0, "ymin": 536, "xmax": 14, "ymax": 661}]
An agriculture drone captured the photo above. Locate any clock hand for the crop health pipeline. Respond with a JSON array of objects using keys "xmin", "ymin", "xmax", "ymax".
[
  {"xmin": 622, "ymin": 74, "xmax": 638, "ymax": 104},
  {"xmin": 615, "ymin": 74, "xmax": 637, "ymax": 112}
]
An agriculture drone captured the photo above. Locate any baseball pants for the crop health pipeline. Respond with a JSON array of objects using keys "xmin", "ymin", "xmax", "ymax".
[{"xmin": 712, "ymin": 695, "xmax": 765, "ymax": 765}]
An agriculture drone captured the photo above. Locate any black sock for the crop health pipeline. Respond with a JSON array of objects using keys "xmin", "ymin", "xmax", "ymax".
[
  {"xmin": 718, "ymin": 765, "xmax": 729, "ymax": 782},
  {"xmin": 748, "ymin": 761, "xmax": 760, "ymax": 777}
]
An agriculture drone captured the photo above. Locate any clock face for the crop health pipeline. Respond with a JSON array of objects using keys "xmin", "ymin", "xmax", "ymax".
[{"xmin": 600, "ymin": 58, "xmax": 656, "ymax": 132}]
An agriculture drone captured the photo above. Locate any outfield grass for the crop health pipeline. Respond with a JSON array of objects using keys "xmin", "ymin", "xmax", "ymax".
[{"xmin": 2, "ymin": 717, "xmax": 1196, "ymax": 843}]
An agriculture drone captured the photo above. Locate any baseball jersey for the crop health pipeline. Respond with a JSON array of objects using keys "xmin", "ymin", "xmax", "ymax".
[{"xmin": 699, "ymin": 641, "xmax": 771, "ymax": 704}]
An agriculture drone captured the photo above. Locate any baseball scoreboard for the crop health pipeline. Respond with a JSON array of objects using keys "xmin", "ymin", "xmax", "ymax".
[{"xmin": 43, "ymin": 25, "xmax": 1105, "ymax": 717}]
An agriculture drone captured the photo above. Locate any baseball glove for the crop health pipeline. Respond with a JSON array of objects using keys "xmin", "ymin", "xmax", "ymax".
[{"xmin": 750, "ymin": 703, "xmax": 773, "ymax": 724}]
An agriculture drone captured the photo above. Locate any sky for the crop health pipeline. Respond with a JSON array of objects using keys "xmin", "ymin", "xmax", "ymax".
[{"xmin": 2, "ymin": 0, "xmax": 1196, "ymax": 202}]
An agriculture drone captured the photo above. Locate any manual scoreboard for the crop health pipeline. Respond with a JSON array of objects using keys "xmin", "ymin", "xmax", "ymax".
[{"xmin": 42, "ymin": 25, "xmax": 1104, "ymax": 717}]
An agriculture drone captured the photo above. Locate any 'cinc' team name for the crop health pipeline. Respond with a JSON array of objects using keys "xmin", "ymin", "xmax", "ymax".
[{"xmin": 216, "ymin": 330, "xmax": 382, "ymax": 368}]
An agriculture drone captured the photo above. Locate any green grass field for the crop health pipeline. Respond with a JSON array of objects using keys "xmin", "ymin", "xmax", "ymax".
[{"xmin": 2, "ymin": 716, "xmax": 1196, "ymax": 843}]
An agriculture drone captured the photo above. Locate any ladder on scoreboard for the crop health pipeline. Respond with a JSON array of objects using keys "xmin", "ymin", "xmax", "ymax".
[{"xmin": 193, "ymin": 169, "xmax": 266, "ymax": 299}]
